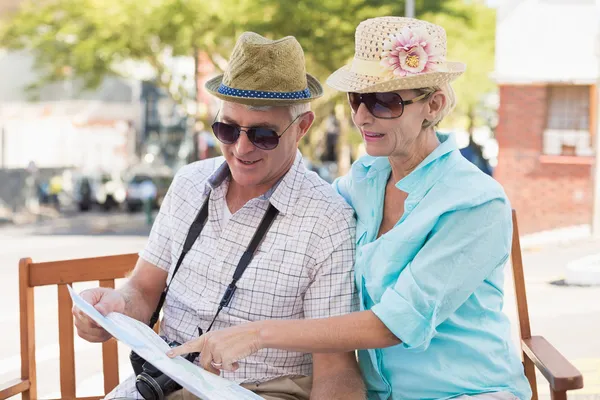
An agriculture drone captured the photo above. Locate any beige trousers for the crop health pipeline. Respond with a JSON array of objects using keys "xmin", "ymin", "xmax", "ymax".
[{"xmin": 166, "ymin": 376, "xmax": 312, "ymax": 400}]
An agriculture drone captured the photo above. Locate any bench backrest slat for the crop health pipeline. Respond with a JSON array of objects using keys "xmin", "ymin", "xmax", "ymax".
[
  {"xmin": 57, "ymin": 284, "xmax": 76, "ymax": 399},
  {"xmin": 99, "ymin": 279, "xmax": 120, "ymax": 393},
  {"xmin": 29, "ymin": 254, "xmax": 138, "ymax": 287}
]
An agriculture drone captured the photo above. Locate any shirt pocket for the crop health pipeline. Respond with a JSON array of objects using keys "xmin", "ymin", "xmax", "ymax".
[{"xmin": 231, "ymin": 248, "xmax": 311, "ymax": 320}]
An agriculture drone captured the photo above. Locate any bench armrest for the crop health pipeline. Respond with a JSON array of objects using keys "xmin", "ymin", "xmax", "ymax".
[
  {"xmin": 0, "ymin": 379, "xmax": 30, "ymax": 400},
  {"xmin": 522, "ymin": 336, "xmax": 584, "ymax": 392}
]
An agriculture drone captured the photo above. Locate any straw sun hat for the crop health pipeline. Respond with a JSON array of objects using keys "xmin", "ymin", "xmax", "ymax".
[
  {"xmin": 205, "ymin": 32, "xmax": 323, "ymax": 106},
  {"xmin": 327, "ymin": 17, "xmax": 466, "ymax": 93}
]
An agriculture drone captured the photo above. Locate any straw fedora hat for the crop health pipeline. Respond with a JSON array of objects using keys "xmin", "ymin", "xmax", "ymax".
[
  {"xmin": 327, "ymin": 17, "xmax": 466, "ymax": 93},
  {"xmin": 205, "ymin": 32, "xmax": 323, "ymax": 106}
]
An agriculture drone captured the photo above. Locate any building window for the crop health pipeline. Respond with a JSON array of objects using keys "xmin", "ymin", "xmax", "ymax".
[{"xmin": 544, "ymin": 85, "xmax": 593, "ymax": 157}]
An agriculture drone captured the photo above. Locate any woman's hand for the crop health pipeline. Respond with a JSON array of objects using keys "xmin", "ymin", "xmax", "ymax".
[{"xmin": 167, "ymin": 321, "xmax": 265, "ymax": 375}]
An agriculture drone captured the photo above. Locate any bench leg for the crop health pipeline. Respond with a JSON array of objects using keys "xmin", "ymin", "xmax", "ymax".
[{"xmin": 550, "ymin": 389, "xmax": 567, "ymax": 400}]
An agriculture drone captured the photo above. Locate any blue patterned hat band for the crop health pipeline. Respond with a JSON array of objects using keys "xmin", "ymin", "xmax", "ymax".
[{"xmin": 217, "ymin": 84, "xmax": 311, "ymax": 100}]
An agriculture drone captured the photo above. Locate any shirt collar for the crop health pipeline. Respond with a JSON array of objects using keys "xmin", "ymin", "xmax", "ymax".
[
  {"xmin": 205, "ymin": 150, "xmax": 305, "ymax": 216},
  {"xmin": 395, "ymin": 132, "xmax": 458, "ymax": 192}
]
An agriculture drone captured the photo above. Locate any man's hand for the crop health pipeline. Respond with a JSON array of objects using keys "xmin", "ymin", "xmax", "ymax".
[
  {"xmin": 167, "ymin": 321, "xmax": 264, "ymax": 375},
  {"xmin": 73, "ymin": 258, "xmax": 167, "ymax": 343},
  {"xmin": 72, "ymin": 287, "xmax": 126, "ymax": 343}
]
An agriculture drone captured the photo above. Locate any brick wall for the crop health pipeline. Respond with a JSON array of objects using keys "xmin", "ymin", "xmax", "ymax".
[{"xmin": 495, "ymin": 85, "xmax": 594, "ymax": 234}]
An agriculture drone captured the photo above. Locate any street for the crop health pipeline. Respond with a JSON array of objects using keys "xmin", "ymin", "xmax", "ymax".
[{"xmin": 0, "ymin": 212, "xmax": 599, "ymax": 399}]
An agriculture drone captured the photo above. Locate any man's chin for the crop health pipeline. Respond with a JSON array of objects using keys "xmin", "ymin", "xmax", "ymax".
[{"xmin": 229, "ymin": 169, "xmax": 264, "ymax": 188}]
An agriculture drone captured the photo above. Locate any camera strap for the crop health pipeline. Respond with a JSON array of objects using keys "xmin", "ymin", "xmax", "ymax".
[
  {"xmin": 148, "ymin": 195, "xmax": 210, "ymax": 328},
  {"xmin": 205, "ymin": 203, "xmax": 278, "ymax": 333},
  {"xmin": 148, "ymin": 194, "xmax": 279, "ymax": 331}
]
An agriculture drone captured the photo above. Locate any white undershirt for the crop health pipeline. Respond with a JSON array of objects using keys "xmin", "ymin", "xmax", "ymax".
[{"xmin": 222, "ymin": 200, "xmax": 233, "ymax": 228}]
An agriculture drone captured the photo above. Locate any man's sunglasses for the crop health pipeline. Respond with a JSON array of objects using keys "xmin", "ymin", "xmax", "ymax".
[
  {"xmin": 348, "ymin": 91, "xmax": 432, "ymax": 119},
  {"xmin": 211, "ymin": 113, "xmax": 304, "ymax": 150}
]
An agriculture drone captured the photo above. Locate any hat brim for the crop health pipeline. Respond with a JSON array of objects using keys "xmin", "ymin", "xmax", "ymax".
[
  {"xmin": 205, "ymin": 74, "xmax": 323, "ymax": 106},
  {"xmin": 326, "ymin": 61, "xmax": 466, "ymax": 93}
]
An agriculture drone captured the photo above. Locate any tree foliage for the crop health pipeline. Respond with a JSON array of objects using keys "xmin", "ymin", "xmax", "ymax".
[
  {"xmin": 422, "ymin": 0, "xmax": 496, "ymax": 131},
  {"xmin": 0, "ymin": 0, "xmax": 496, "ymax": 163}
]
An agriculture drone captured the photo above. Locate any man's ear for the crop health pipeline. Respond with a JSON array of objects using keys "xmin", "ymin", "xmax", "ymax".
[{"xmin": 296, "ymin": 111, "xmax": 315, "ymax": 142}]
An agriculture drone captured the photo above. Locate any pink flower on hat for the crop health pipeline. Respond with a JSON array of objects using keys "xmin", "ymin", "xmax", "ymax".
[{"xmin": 380, "ymin": 26, "xmax": 444, "ymax": 77}]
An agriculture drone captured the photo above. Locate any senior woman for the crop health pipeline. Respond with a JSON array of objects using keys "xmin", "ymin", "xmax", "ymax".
[{"xmin": 169, "ymin": 17, "xmax": 532, "ymax": 400}]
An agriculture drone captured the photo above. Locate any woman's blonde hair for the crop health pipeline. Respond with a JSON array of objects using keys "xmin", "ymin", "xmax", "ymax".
[{"xmin": 416, "ymin": 82, "xmax": 456, "ymax": 129}]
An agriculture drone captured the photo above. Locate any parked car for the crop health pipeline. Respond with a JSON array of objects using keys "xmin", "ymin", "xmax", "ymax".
[
  {"xmin": 125, "ymin": 173, "xmax": 173, "ymax": 212},
  {"xmin": 74, "ymin": 177, "xmax": 93, "ymax": 211},
  {"xmin": 73, "ymin": 173, "xmax": 126, "ymax": 211}
]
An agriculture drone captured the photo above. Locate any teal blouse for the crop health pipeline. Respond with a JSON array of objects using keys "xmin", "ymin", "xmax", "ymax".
[{"xmin": 333, "ymin": 133, "xmax": 532, "ymax": 400}]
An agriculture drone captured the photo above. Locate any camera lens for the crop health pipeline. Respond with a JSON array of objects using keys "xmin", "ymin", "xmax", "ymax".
[{"xmin": 136, "ymin": 373, "xmax": 164, "ymax": 400}]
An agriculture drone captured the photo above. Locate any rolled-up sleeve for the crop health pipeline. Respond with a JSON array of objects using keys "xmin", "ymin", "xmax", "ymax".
[{"xmin": 371, "ymin": 198, "xmax": 512, "ymax": 351}]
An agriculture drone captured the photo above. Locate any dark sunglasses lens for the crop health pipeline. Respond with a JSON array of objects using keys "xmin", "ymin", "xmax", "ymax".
[
  {"xmin": 370, "ymin": 93, "xmax": 404, "ymax": 118},
  {"xmin": 249, "ymin": 128, "xmax": 279, "ymax": 150},
  {"xmin": 348, "ymin": 92, "xmax": 404, "ymax": 118},
  {"xmin": 212, "ymin": 122, "xmax": 239, "ymax": 144},
  {"xmin": 348, "ymin": 93, "xmax": 361, "ymax": 112}
]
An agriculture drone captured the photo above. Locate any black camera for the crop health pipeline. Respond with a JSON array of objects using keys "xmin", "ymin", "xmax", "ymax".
[{"xmin": 130, "ymin": 337, "xmax": 198, "ymax": 400}]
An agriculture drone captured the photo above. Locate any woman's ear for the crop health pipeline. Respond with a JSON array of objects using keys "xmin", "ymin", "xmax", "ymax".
[{"xmin": 426, "ymin": 91, "xmax": 446, "ymax": 121}]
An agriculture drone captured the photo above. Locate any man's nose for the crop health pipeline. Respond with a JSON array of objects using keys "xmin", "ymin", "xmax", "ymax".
[{"xmin": 235, "ymin": 130, "xmax": 256, "ymax": 154}]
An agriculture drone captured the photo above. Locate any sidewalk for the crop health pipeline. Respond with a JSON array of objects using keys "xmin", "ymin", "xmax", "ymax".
[
  {"xmin": 0, "ymin": 210, "xmax": 151, "ymax": 237},
  {"xmin": 520, "ymin": 224, "xmax": 592, "ymax": 251},
  {"xmin": 0, "ymin": 202, "xmax": 67, "ymax": 227}
]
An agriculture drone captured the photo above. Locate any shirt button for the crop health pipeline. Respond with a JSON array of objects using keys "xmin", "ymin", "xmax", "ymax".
[{"xmin": 406, "ymin": 204, "xmax": 414, "ymax": 211}]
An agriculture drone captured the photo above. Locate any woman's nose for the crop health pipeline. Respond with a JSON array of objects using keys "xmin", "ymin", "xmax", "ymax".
[{"xmin": 353, "ymin": 103, "xmax": 374, "ymax": 125}]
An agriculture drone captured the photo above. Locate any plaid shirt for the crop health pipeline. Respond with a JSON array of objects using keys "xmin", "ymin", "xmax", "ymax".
[{"xmin": 108, "ymin": 152, "xmax": 357, "ymax": 398}]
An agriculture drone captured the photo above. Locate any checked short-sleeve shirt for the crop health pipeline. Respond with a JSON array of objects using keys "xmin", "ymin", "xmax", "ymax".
[{"xmin": 108, "ymin": 151, "xmax": 357, "ymax": 398}]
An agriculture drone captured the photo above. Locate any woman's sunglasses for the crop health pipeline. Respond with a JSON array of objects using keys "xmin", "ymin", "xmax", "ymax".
[
  {"xmin": 348, "ymin": 91, "xmax": 432, "ymax": 119},
  {"xmin": 211, "ymin": 113, "xmax": 304, "ymax": 151}
]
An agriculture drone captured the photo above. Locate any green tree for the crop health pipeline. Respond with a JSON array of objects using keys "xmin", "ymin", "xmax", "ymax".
[
  {"xmin": 0, "ymin": 0, "xmax": 492, "ymax": 167},
  {"xmin": 422, "ymin": 0, "xmax": 497, "ymax": 134},
  {"xmin": 0, "ymin": 0, "xmax": 251, "ymax": 106}
]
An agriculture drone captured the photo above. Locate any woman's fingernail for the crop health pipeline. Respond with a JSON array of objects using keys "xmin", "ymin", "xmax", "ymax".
[{"xmin": 167, "ymin": 351, "xmax": 174, "ymax": 357}]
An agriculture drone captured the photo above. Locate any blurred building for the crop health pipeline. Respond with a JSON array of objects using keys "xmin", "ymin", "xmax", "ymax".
[
  {"xmin": 0, "ymin": 50, "xmax": 143, "ymax": 172},
  {"xmin": 494, "ymin": 0, "xmax": 599, "ymax": 234},
  {"xmin": 0, "ymin": 48, "xmax": 144, "ymax": 212},
  {"xmin": 141, "ymin": 82, "xmax": 191, "ymax": 167}
]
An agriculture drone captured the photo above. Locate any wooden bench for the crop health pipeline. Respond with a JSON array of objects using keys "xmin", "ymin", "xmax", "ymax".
[
  {"xmin": 0, "ymin": 253, "xmax": 138, "ymax": 400},
  {"xmin": 0, "ymin": 211, "xmax": 584, "ymax": 400}
]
